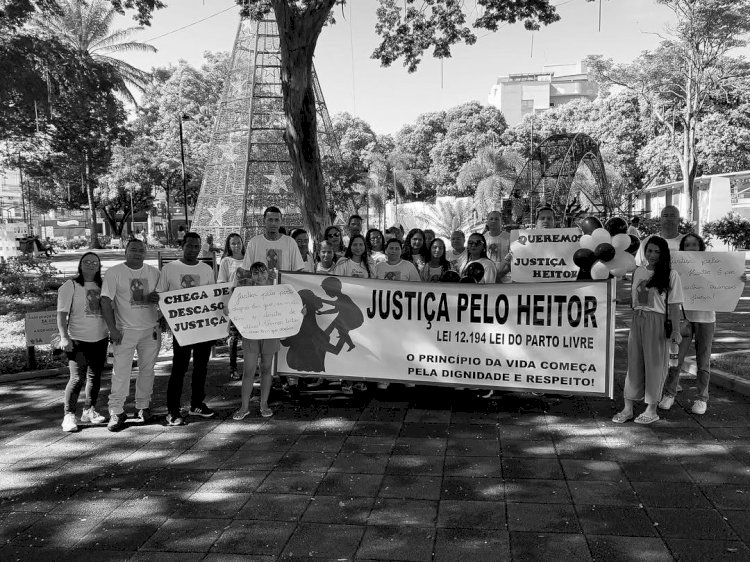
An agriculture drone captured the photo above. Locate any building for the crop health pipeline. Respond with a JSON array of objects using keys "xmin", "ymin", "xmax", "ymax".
[
  {"xmin": 488, "ymin": 61, "xmax": 598, "ymax": 126},
  {"xmin": 0, "ymin": 169, "xmax": 24, "ymax": 221}
]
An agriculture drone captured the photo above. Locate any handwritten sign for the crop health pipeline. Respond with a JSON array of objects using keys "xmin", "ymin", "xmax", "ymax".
[
  {"xmin": 158, "ymin": 282, "xmax": 233, "ymax": 346},
  {"xmin": 671, "ymin": 251, "xmax": 746, "ymax": 312},
  {"xmin": 510, "ymin": 228, "xmax": 582, "ymax": 282},
  {"xmin": 228, "ymin": 284, "xmax": 303, "ymax": 340},
  {"xmin": 25, "ymin": 311, "xmax": 58, "ymax": 346}
]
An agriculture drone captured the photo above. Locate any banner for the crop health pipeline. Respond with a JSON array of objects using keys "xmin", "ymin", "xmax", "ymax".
[
  {"xmin": 510, "ymin": 228, "xmax": 581, "ymax": 282},
  {"xmin": 278, "ymin": 273, "xmax": 615, "ymax": 397},
  {"xmin": 158, "ymin": 282, "xmax": 233, "ymax": 346},
  {"xmin": 24, "ymin": 311, "xmax": 58, "ymax": 346},
  {"xmin": 671, "ymin": 251, "xmax": 746, "ymax": 312},
  {"xmin": 228, "ymin": 285, "xmax": 303, "ymax": 340}
]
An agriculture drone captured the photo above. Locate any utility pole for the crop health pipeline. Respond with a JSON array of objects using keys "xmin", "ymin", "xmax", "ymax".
[{"xmin": 179, "ymin": 115, "xmax": 190, "ymax": 231}]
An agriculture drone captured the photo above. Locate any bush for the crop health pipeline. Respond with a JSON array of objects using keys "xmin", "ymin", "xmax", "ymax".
[
  {"xmin": 637, "ymin": 216, "xmax": 695, "ymax": 237},
  {"xmin": 703, "ymin": 213, "xmax": 750, "ymax": 250},
  {"xmin": 0, "ymin": 256, "xmax": 62, "ymax": 297}
]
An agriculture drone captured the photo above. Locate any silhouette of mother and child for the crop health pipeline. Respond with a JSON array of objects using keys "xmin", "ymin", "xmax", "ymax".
[{"xmin": 282, "ymin": 277, "xmax": 363, "ymax": 373}]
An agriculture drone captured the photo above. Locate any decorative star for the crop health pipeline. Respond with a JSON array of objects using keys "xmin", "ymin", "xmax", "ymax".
[
  {"xmin": 264, "ymin": 164, "xmax": 291, "ymax": 194},
  {"xmin": 207, "ymin": 199, "xmax": 230, "ymax": 227}
]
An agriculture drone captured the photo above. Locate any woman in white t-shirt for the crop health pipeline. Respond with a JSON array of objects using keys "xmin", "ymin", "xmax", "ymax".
[
  {"xmin": 366, "ymin": 228, "xmax": 387, "ymax": 265},
  {"xmin": 291, "ymin": 228, "xmax": 316, "ymax": 273},
  {"xmin": 374, "ymin": 238, "xmax": 420, "ymax": 282},
  {"xmin": 402, "ymin": 228, "xmax": 430, "ymax": 273},
  {"xmin": 218, "ymin": 233, "xmax": 245, "ymax": 380},
  {"xmin": 421, "ymin": 238, "xmax": 453, "ymax": 282},
  {"xmin": 334, "ymin": 234, "xmax": 373, "ymax": 279},
  {"xmin": 613, "ymin": 236, "xmax": 683, "ymax": 425},
  {"xmin": 57, "ymin": 252, "xmax": 110, "ymax": 432},
  {"xmin": 460, "ymin": 233, "xmax": 497, "ymax": 284}
]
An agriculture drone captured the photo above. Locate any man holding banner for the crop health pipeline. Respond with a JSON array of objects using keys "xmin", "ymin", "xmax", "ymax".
[{"xmin": 156, "ymin": 232, "xmax": 217, "ymax": 426}]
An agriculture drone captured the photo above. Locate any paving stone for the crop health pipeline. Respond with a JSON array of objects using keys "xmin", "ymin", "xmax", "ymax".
[
  {"xmin": 139, "ymin": 517, "xmax": 228, "ymax": 552},
  {"xmin": 632, "ymin": 481, "xmax": 712, "ymax": 508},
  {"xmin": 74, "ymin": 515, "xmax": 164, "ymax": 550},
  {"xmin": 254, "ymin": 470, "xmax": 324, "ymax": 495},
  {"xmin": 385, "ymin": 455, "xmax": 445, "ymax": 476},
  {"xmin": 568, "ymin": 480, "xmax": 640, "ymax": 506},
  {"xmin": 436, "ymin": 500, "xmax": 506, "ymax": 529},
  {"xmin": 379, "ymin": 475, "xmax": 442, "ymax": 500},
  {"xmin": 665, "ymin": 538, "xmax": 750, "ymax": 561},
  {"xmin": 287, "ymin": 434, "xmax": 346, "ymax": 453},
  {"xmin": 679, "ymin": 458, "xmax": 750, "ymax": 485},
  {"xmin": 507, "ymin": 502, "xmax": 580, "ymax": 533},
  {"xmin": 405, "ymin": 408, "xmax": 452, "ymax": 424},
  {"xmin": 368, "ymin": 498, "xmax": 438, "ymax": 526},
  {"xmin": 441, "ymin": 477, "xmax": 504, "ymax": 502},
  {"xmin": 577, "ymin": 505, "xmax": 658, "ymax": 537},
  {"xmin": 504, "ymin": 478, "xmax": 571, "ymax": 504},
  {"xmin": 446, "ymin": 437, "xmax": 500, "ymax": 456},
  {"xmin": 443, "ymin": 455, "xmax": 502, "ymax": 478},
  {"xmin": 329, "ymin": 452, "xmax": 389, "ymax": 473},
  {"xmin": 48, "ymin": 497, "xmax": 124, "ymax": 517},
  {"xmin": 210, "ymin": 520, "xmax": 295, "ymax": 555},
  {"xmin": 392, "ymin": 436, "xmax": 447, "ymax": 456},
  {"xmin": 501, "ymin": 439, "xmax": 557, "ymax": 458},
  {"xmin": 647, "ymin": 507, "xmax": 739, "ymax": 540},
  {"xmin": 0, "ymin": 511, "xmax": 45, "ymax": 544},
  {"xmin": 0, "ymin": 546, "xmax": 73, "ymax": 561},
  {"xmin": 175, "ymin": 491, "xmax": 252, "ymax": 519},
  {"xmin": 236, "ymin": 493, "xmax": 311, "ymax": 521},
  {"xmin": 168, "ymin": 449, "xmax": 236, "ymax": 470},
  {"xmin": 234, "ymin": 434, "xmax": 297, "ymax": 451},
  {"xmin": 221, "ymin": 449, "xmax": 286, "ymax": 470},
  {"xmin": 301, "ymin": 495, "xmax": 374, "ymax": 525},
  {"xmin": 196, "ymin": 469, "xmax": 268, "ymax": 493},
  {"xmin": 11, "ymin": 513, "xmax": 100, "ymax": 548},
  {"xmin": 509, "ymin": 531, "xmax": 592, "ymax": 561},
  {"xmin": 67, "ymin": 549, "xmax": 134, "ymax": 561},
  {"xmin": 316, "ymin": 472, "xmax": 383, "ymax": 497},
  {"xmin": 587, "ymin": 534, "xmax": 672, "ymax": 562},
  {"xmin": 281, "ymin": 522, "xmax": 365, "ymax": 558},
  {"xmin": 700, "ymin": 485, "xmax": 750, "ymax": 510},
  {"xmin": 356, "ymin": 525, "xmax": 435, "ymax": 561},
  {"xmin": 560, "ymin": 459, "xmax": 626, "ymax": 481},
  {"xmin": 351, "ymin": 421, "xmax": 403, "ymax": 437},
  {"xmin": 433, "ymin": 527, "xmax": 510, "ymax": 561},
  {"xmin": 620, "ymin": 459, "xmax": 693, "ymax": 482},
  {"xmin": 502, "ymin": 457, "xmax": 564, "ymax": 479},
  {"xmin": 341, "ymin": 435, "xmax": 396, "ymax": 454}
]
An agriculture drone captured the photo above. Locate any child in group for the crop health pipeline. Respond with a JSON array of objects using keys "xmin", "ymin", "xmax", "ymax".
[
  {"xmin": 218, "ymin": 233, "xmax": 245, "ymax": 380},
  {"xmin": 333, "ymin": 234, "xmax": 373, "ymax": 278},
  {"xmin": 375, "ymin": 238, "xmax": 420, "ymax": 282},
  {"xmin": 233, "ymin": 262, "xmax": 277, "ymax": 419},
  {"xmin": 613, "ymin": 236, "xmax": 683, "ymax": 425},
  {"xmin": 366, "ymin": 228, "xmax": 387, "ymax": 264},
  {"xmin": 316, "ymin": 240, "xmax": 337, "ymax": 274},
  {"xmin": 421, "ymin": 238, "xmax": 453, "ymax": 282}
]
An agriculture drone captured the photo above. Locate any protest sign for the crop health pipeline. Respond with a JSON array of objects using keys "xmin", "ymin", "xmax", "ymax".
[
  {"xmin": 671, "ymin": 251, "xmax": 746, "ymax": 312},
  {"xmin": 228, "ymin": 284, "xmax": 303, "ymax": 339},
  {"xmin": 510, "ymin": 228, "xmax": 581, "ymax": 282},
  {"xmin": 24, "ymin": 311, "xmax": 58, "ymax": 346},
  {"xmin": 278, "ymin": 273, "xmax": 615, "ymax": 397},
  {"xmin": 158, "ymin": 282, "xmax": 233, "ymax": 346}
]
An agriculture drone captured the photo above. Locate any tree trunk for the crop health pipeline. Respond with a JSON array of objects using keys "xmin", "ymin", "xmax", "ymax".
[
  {"xmin": 83, "ymin": 152, "xmax": 101, "ymax": 249},
  {"xmin": 274, "ymin": 1, "xmax": 335, "ymax": 241}
]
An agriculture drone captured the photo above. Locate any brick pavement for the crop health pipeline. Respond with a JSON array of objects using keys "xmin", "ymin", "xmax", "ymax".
[{"xmin": 2, "ymin": 282, "xmax": 750, "ymax": 561}]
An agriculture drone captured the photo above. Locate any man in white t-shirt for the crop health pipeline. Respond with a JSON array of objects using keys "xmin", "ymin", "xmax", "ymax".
[
  {"xmin": 448, "ymin": 230, "xmax": 466, "ymax": 271},
  {"xmin": 484, "ymin": 210, "xmax": 511, "ymax": 282},
  {"xmin": 101, "ymin": 239, "xmax": 161, "ymax": 432},
  {"xmin": 243, "ymin": 206, "xmax": 304, "ymax": 279},
  {"xmin": 156, "ymin": 232, "xmax": 217, "ymax": 426},
  {"xmin": 638, "ymin": 205, "xmax": 684, "ymax": 266}
]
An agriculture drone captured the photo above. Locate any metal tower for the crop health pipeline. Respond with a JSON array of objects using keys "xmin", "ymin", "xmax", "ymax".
[{"xmin": 191, "ymin": 17, "xmax": 341, "ymax": 243}]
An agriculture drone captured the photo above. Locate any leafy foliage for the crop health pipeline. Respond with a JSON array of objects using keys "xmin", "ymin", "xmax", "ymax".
[
  {"xmin": 0, "ymin": 256, "xmax": 61, "ymax": 297},
  {"xmin": 703, "ymin": 213, "xmax": 750, "ymax": 250}
]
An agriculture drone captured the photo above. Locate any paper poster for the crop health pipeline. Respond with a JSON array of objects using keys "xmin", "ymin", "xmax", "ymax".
[
  {"xmin": 510, "ymin": 228, "xmax": 582, "ymax": 282},
  {"xmin": 671, "ymin": 251, "xmax": 746, "ymax": 312},
  {"xmin": 158, "ymin": 282, "xmax": 233, "ymax": 346},
  {"xmin": 228, "ymin": 284, "xmax": 303, "ymax": 340}
]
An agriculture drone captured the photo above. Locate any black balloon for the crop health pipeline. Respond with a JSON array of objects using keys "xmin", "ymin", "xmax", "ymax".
[
  {"xmin": 573, "ymin": 248, "xmax": 596, "ymax": 271},
  {"xmin": 576, "ymin": 269, "xmax": 592, "ymax": 281},
  {"xmin": 605, "ymin": 216, "xmax": 628, "ymax": 236},
  {"xmin": 626, "ymin": 234, "xmax": 640, "ymax": 256},
  {"xmin": 579, "ymin": 216, "xmax": 603, "ymax": 235},
  {"xmin": 594, "ymin": 242, "xmax": 616, "ymax": 263}
]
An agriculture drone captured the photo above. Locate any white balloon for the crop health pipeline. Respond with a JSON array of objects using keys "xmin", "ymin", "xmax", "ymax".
[
  {"xmin": 579, "ymin": 234, "xmax": 597, "ymax": 251},
  {"xmin": 591, "ymin": 260, "xmax": 610, "ymax": 280},
  {"xmin": 612, "ymin": 233, "xmax": 631, "ymax": 252},
  {"xmin": 591, "ymin": 228, "xmax": 612, "ymax": 246},
  {"xmin": 607, "ymin": 251, "xmax": 637, "ymax": 278}
]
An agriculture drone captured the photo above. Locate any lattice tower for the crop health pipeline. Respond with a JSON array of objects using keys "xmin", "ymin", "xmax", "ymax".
[{"xmin": 191, "ymin": 17, "xmax": 342, "ymax": 244}]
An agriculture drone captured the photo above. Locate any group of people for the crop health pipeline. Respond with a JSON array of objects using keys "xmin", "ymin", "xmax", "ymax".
[{"xmin": 57, "ymin": 202, "xmax": 741, "ymax": 432}]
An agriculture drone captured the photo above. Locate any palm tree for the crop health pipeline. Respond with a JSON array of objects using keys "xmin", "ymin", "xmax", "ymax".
[
  {"xmin": 469, "ymin": 147, "xmax": 528, "ymax": 220},
  {"xmin": 33, "ymin": 0, "xmax": 156, "ymax": 104}
]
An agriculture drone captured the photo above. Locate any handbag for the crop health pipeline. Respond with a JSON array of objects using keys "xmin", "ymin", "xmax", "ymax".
[{"xmin": 678, "ymin": 306, "xmax": 692, "ymax": 337}]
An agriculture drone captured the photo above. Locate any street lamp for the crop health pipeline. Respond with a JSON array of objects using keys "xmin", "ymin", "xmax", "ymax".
[{"xmin": 178, "ymin": 114, "xmax": 191, "ymax": 231}]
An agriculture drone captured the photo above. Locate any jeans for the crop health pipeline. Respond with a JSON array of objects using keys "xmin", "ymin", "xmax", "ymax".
[
  {"xmin": 166, "ymin": 337, "xmax": 213, "ymax": 414},
  {"xmin": 664, "ymin": 321, "xmax": 715, "ymax": 402},
  {"xmin": 63, "ymin": 338, "xmax": 109, "ymax": 414},
  {"xmin": 108, "ymin": 326, "xmax": 161, "ymax": 415}
]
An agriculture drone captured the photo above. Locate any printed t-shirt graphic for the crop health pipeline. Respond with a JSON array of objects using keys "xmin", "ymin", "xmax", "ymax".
[
  {"xmin": 129, "ymin": 278, "xmax": 150, "ymax": 306},
  {"xmin": 85, "ymin": 287, "xmax": 102, "ymax": 315},
  {"xmin": 180, "ymin": 274, "xmax": 199, "ymax": 289}
]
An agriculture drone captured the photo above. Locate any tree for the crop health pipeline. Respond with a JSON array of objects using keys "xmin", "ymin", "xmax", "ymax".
[
  {"xmin": 467, "ymin": 147, "xmax": 526, "ymax": 217},
  {"xmin": 587, "ymin": 0, "xmax": 750, "ymax": 227},
  {"xmin": 236, "ymin": 0, "xmax": 570, "ymax": 239}
]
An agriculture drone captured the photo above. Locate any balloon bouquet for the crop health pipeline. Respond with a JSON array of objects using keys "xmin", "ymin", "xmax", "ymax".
[{"xmin": 573, "ymin": 216, "xmax": 640, "ymax": 280}]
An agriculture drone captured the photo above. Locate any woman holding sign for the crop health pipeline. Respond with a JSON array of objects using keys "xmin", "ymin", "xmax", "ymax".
[
  {"xmin": 613, "ymin": 236, "xmax": 683, "ymax": 425},
  {"xmin": 218, "ymin": 233, "xmax": 245, "ymax": 381},
  {"xmin": 460, "ymin": 233, "xmax": 497, "ymax": 284}
]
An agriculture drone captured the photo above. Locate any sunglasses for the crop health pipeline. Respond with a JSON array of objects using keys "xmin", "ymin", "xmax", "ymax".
[{"xmin": 81, "ymin": 259, "xmax": 100, "ymax": 266}]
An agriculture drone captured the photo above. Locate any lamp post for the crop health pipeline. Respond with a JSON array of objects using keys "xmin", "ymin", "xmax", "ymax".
[{"xmin": 178, "ymin": 114, "xmax": 191, "ymax": 231}]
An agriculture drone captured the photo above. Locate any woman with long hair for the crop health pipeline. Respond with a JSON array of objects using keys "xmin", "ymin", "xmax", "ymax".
[
  {"xmin": 402, "ymin": 228, "xmax": 430, "ymax": 272},
  {"xmin": 459, "ymin": 233, "xmax": 497, "ymax": 284},
  {"xmin": 421, "ymin": 238, "xmax": 452, "ymax": 282},
  {"xmin": 218, "ymin": 233, "xmax": 245, "ymax": 380},
  {"xmin": 334, "ymin": 234, "xmax": 373, "ymax": 279},
  {"xmin": 614, "ymin": 236, "xmax": 683, "ymax": 425},
  {"xmin": 324, "ymin": 225, "xmax": 346, "ymax": 259},
  {"xmin": 57, "ymin": 252, "xmax": 109, "ymax": 432},
  {"xmin": 366, "ymin": 228, "xmax": 387, "ymax": 264}
]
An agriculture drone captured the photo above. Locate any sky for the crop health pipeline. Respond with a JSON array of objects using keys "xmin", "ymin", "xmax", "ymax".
[{"xmin": 115, "ymin": 0, "xmax": 676, "ymax": 135}]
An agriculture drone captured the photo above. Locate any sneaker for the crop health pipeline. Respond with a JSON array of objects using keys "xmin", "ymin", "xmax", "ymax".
[
  {"xmin": 80, "ymin": 407, "xmax": 106, "ymax": 424},
  {"xmin": 229, "ymin": 369, "xmax": 241, "ymax": 381},
  {"xmin": 188, "ymin": 404, "xmax": 215, "ymax": 418},
  {"xmin": 107, "ymin": 412, "xmax": 127, "ymax": 432},
  {"xmin": 658, "ymin": 395, "xmax": 675, "ymax": 410},
  {"xmin": 480, "ymin": 390, "xmax": 495, "ymax": 399},
  {"xmin": 691, "ymin": 400, "xmax": 707, "ymax": 415},
  {"xmin": 377, "ymin": 382, "xmax": 389, "ymax": 390},
  {"xmin": 62, "ymin": 413, "xmax": 78, "ymax": 432},
  {"xmin": 166, "ymin": 412, "xmax": 185, "ymax": 426},
  {"xmin": 137, "ymin": 408, "xmax": 153, "ymax": 424}
]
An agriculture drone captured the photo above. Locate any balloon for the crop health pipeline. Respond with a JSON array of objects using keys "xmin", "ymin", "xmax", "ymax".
[
  {"xmin": 605, "ymin": 216, "xmax": 628, "ymax": 236},
  {"xmin": 608, "ymin": 251, "xmax": 636, "ymax": 277},
  {"xmin": 573, "ymin": 248, "xmax": 596, "ymax": 272},
  {"xmin": 612, "ymin": 233, "xmax": 631, "ymax": 252},
  {"xmin": 580, "ymin": 216, "xmax": 603, "ymax": 235},
  {"xmin": 576, "ymin": 269, "xmax": 592, "ymax": 281},
  {"xmin": 579, "ymin": 234, "xmax": 597, "ymax": 250},
  {"xmin": 626, "ymin": 234, "xmax": 640, "ymax": 256},
  {"xmin": 594, "ymin": 242, "xmax": 616, "ymax": 263},
  {"xmin": 591, "ymin": 228, "xmax": 612, "ymax": 246},
  {"xmin": 591, "ymin": 260, "xmax": 610, "ymax": 280}
]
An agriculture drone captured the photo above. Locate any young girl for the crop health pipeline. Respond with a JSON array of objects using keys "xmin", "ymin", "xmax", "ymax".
[
  {"xmin": 460, "ymin": 233, "xmax": 497, "ymax": 284},
  {"xmin": 324, "ymin": 225, "xmax": 346, "ymax": 259},
  {"xmin": 421, "ymin": 238, "xmax": 453, "ymax": 282},
  {"xmin": 366, "ymin": 228, "xmax": 387, "ymax": 265},
  {"xmin": 233, "ymin": 262, "xmax": 277, "ymax": 420},
  {"xmin": 316, "ymin": 240, "xmax": 337, "ymax": 274},
  {"xmin": 218, "ymin": 233, "xmax": 245, "ymax": 380},
  {"xmin": 613, "ymin": 236, "xmax": 683, "ymax": 425},
  {"xmin": 402, "ymin": 228, "xmax": 430, "ymax": 273},
  {"xmin": 333, "ymin": 234, "xmax": 373, "ymax": 279}
]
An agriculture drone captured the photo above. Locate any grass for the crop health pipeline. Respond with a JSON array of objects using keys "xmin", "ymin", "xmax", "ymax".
[{"xmin": 712, "ymin": 352, "xmax": 750, "ymax": 382}]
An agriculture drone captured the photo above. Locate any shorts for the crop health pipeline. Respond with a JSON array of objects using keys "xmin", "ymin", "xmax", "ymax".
[{"xmin": 243, "ymin": 337, "xmax": 280, "ymax": 355}]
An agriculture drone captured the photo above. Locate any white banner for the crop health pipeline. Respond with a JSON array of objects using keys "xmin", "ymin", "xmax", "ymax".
[
  {"xmin": 671, "ymin": 251, "xmax": 746, "ymax": 312},
  {"xmin": 25, "ymin": 311, "xmax": 58, "ymax": 346},
  {"xmin": 510, "ymin": 228, "xmax": 582, "ymax": 282},
  {"xmin": 158, "ymin": 283, "xmax": 233, "ymax": 346},
  {"xmin": 228, "ymin": 285, "xmax": 303, "ymax": 340},
  {"xmin": 278, "ymin": 273, "xmax": 615, "ymax": 397}
]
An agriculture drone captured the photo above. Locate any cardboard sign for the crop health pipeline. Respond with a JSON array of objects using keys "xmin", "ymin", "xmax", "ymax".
[
  {"xmin": 158, "ymin": 282, "xmax": 233, "ymax": 346},
  {"xmin": 510, "ymin": 228, "xmax": 582, "ymax": 282},
  {"xmin": 228, "ymin": 284, "xmax": 303, "ymax": 340},
  {"xmin": 671, "ymin": 251, "xmax": 746, "ymax": 312},
  {"xmin": 25, "ymin": 311, "xmax": 58, "ymax": 346},
  {"xmin": 277, "ymin": 273, "xmax": 615, "ymax": 398}
]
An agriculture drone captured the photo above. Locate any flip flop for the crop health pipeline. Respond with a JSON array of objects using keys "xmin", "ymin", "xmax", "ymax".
[
  {"xmin": 232, "ymin": 409, "xmax": 251, "ymax": 421},
  {"xmin": 634, "ymin": 412, "xmax": 660, "ymax": 425},
  {"xmin": 612, "ymin": 411, "xmax": 634, "ymax": 424},
  {"xmin": 260, "ymin": 407, "xmax": 274, "ymax": 418}
]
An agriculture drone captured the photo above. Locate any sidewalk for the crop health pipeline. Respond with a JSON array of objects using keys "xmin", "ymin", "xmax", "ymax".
[{"xmin": 1, "ymin": 284, "xmax": 749, "ymax": 560}]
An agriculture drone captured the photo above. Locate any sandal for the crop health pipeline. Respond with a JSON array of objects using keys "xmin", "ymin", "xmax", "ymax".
[
  {"xmin": 634, "ymin": 412, "xmax": 660, "ymax": 425},
  {"xmin": 260, "ymin": 406, "xmax": 274, "ymax": 418},
  {"xmin": 232, "ymin": 409, "xmax": 251, "ymax": 421},
  {"xmin": 612, "ymin": 411, "xmax": 634, "ymax": 424}
]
